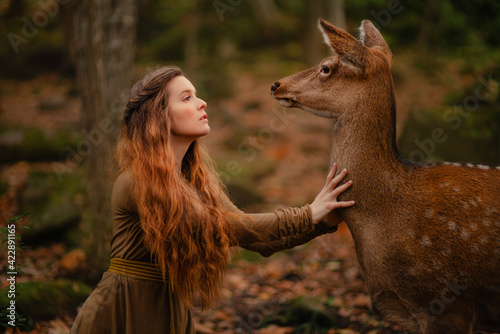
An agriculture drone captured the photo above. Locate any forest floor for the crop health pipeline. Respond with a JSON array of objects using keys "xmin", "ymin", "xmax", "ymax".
[{"xmin": 0, "ymin": 55, "xmax": 489, "ymax": 333}]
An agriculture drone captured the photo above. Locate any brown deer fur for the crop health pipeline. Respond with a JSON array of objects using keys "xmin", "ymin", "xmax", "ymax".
[{"xmin": 271, "ymin": 19, "xmax": 500, "ymax": 334}]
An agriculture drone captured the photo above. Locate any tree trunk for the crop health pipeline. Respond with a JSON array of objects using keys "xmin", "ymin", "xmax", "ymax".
[
  {"xmin": 185, "ymin": 0, "xmax": 200, "ymax": 78},
  {"xmin": 417, "ymin": 1, "xmax": 440, "ymax": 57},
  {"xmin": 248, "ymin": 0, "xmax": 280, "ymax": 36},
  {"xmin": 302, "ymin": 0, "xmax": 323, "ymax": 66},
  {"xmin": 326, "ymin": 0, "xmax": 346, "ymax": 30},
  {"xmin": 72, "ymin": 0, "xmax": 137, "ymax": 270}
]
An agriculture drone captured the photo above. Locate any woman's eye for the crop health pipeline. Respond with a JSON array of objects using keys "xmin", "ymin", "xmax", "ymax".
[
  {"xmin": 183, "ymin": 96, "xmax": 191, "ymax": 101},
  {"xmin": 321, "ymin": 65, "xmax": 330, "ymax": 74}
]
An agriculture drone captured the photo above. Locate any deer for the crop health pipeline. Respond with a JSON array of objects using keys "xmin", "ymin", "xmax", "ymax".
[{"xmin": 270, "ymin": 19, "xmax": 500, "ymax": 334}]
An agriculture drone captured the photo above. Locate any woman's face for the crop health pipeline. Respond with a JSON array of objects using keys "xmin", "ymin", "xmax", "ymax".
[{"xmin": 166, "ymin": 76, "xmax": 210, "ymax": 140}]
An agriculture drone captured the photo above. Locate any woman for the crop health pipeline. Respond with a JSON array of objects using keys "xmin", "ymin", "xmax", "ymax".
[{"xmin": 70, "ymin": 67, "xmax": 354, "ymax": 334}]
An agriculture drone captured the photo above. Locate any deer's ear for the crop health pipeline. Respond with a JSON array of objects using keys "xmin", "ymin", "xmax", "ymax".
[
  {"xmin": 318, "ymin": 18, "xmax": 368, "ymax": 74},
  {"xmin": 359, "ymin": 20, "xmax": 393, "ymax": 66}
]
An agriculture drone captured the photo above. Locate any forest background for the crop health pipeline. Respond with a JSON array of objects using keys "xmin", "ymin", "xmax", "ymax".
[{"xmin": 0, "ymin": 0, "xmax": 499, "ymax": 333}]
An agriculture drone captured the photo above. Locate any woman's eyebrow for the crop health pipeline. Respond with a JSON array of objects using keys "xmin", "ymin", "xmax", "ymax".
[{"xmin": 178, "ymin": 89, "xmax": 196, "ymax": 97}]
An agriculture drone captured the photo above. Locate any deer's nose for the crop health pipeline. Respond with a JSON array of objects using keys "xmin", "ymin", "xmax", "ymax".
[{"xmin": 271, "ymin": 82, "xmax": 280, "ymax": 94}]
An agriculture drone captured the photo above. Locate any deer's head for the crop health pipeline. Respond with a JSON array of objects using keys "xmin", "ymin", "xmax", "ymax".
[{"xmin": 271, "ymin": 19, "xmax": 394, "ymax": 120}]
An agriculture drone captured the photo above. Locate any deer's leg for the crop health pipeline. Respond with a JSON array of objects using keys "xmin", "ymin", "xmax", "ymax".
[
  {"xmin": 474, "ymin": 289, "xmax": 500, "ymax": 332},
  {"xmin": 421, "ymin": 315, "xmax": 473, "ymax": 334},
  {"xmin": 371, "ymin": 290, "xmax": 420, "ymax": 333},
  {"xmin": 419, "ymin": 302, "xmax": 474, "ymax": 334}
]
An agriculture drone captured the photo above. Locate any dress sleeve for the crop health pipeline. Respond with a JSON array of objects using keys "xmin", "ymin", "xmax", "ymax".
[{"xmin": 221, "ymin": 193, "xmax": 338, "ymax": 257}]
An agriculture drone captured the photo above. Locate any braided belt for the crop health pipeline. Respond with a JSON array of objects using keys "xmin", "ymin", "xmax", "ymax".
[
  {"xmin": 108, "ymin": 258, "xmax": 175, "ymax": 333},
  {"xmin": 108, "ymin": 258, "xmax": 165, "ymax": 282}
]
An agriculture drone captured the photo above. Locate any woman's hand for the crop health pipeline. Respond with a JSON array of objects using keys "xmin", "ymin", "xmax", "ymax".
[{"xmin": 310, "ymin": 163, "xmax": 355, "ymax": 225}]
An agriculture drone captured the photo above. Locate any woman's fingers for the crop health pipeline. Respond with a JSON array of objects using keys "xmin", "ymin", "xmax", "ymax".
[
  {"xmin": 325, "ymin": 163, "xmax": 338, "ymax": 186},
  {"xmin": 331, "ymin": 179, "xmax": 353, "ymax": 197},
  {"xmin": 327, "ymin": 168, "xmax": 348, "ymax": 190},
  {"xmin": 310, "ymin": 163, "xmax": 355, "ymax": 224},
  {"xmin": 330, "ymin": 199, "xmax": 356, "ymax": 209}
]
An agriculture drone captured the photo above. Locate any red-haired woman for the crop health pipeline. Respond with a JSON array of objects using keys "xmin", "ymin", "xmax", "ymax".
[{"xmin": 70, "ymin": 67, "xmax": 354, "ymax": 334}]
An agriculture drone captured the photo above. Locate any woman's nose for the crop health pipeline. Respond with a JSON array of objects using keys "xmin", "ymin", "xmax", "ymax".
[{"xmin": 198, "ymin": 98, "xmax": 207, "ymax": 110}]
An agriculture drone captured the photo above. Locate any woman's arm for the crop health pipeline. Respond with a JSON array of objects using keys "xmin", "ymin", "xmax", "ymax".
[{"xmin": 224, "ymin": 164, "xmax": 354, "ymax": 257}]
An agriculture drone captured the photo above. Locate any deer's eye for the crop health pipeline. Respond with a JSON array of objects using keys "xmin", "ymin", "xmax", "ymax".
[{"xmin": 321, "ymin": 65, "xmax": 330, "ymax": 74}]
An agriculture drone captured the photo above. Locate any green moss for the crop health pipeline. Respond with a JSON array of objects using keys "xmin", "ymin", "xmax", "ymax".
[
  {"xmin": 0, "ymin": 279, "xmax": 91, "ymax": 325},
  {"xmin": 0, "ymin": 179, "xmax": 9, "ymax": 197},
  {"xmin": 0, "ymin": 126, "xmax": 82, "ymax": 163},
  {"xmin": 20, "ymin": 168, "xmax": 85, "ymax": 246}
]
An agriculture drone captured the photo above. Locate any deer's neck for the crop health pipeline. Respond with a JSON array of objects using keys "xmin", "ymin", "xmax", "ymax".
[{"xmin": 330, "ymin": 101, "xmax": 407, "ymax": 234}]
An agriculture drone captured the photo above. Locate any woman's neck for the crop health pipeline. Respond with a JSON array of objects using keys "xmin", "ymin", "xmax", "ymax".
[{"xmin": 170, "ymin": 136, "xmax": 194, "ymax": 173}]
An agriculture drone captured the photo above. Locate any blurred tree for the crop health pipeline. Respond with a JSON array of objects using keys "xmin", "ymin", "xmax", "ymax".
[
  {"xmin": 300, "ymin": 0, "xmax": 347, "ymax": 66},
  {"xmin": 302, "ymin": 0, "xmax": 323, "ymax": 66},
  {"xmin": 184, "ymin": 0, "xmax": 200, "ymax": 77},
  {"xmin": 71, "ymin": 0, "xmax": 137, "ymax": 270},
  {"xmin": 248, "ymin": 0, "xmax": 281, "ymax": 36},
  {"xmin": 326, "ymin": 0, "xmax": 346, "ymax": 30},
  {"xmin": 416, "ymin": 1, "xmax": 441, "ymax": 56}
]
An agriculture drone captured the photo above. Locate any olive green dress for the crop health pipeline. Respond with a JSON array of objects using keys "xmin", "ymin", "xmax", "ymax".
[{"xmin": 70, "ymin": 170, "xmax": 337, "ymax": 334}]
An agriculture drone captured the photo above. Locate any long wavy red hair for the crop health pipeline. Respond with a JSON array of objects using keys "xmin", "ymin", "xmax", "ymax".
[{"xmin": 115, "ymin": 67, "xmax": 237, "ymax": 309}]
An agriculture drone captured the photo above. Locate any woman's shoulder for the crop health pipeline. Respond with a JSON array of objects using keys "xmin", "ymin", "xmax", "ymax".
[
  {"xmin": 112, "ymin": 169, "xmax": 136, "ymax": 211},
  {"xmin": 114, "ymin": 169, "xmax": 134, "ymax": 188}
]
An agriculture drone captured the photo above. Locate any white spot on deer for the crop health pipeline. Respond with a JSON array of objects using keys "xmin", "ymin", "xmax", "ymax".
[
  {"xmin": 485, "ymin": 207, "xmax": 498, "ymax": 215},
  {"xmin": 496, "ymin": 166, "xmax": 500, "ymax": 170},
  {"xmin": 453, "ymin": 187, "xmax": 461, "ymax": 192},
  {"xmin": 469, "ymin": 199, "xmax": 477, "ymax": 207},
  {"xmin": 421, "ymin": 236, "xmax": 431, "ymax": 248},
  {"xmin": 424, "ymin": 209, "xmax": 434, "ymax": 219},
  {"xmin": 462, "ymin": 202, "xmax": 470, "ymax": 209},
  {"xmin": 482, "ymin": 219, "xmax": 491, "ymax": 227},
  {"xmin": 466, "ymin": 163, "xmax": 475, "ymax": 168},
  {"xmin": 477, "ymin": 197, "xmax": 483, "ymax": 203},
  {"xmin": 470, "ymin": 223, "xmax": 477, "ymax": 231},
  {"xmin": 432, "ymin": 260, "xmax": 442, "ymax": 269},
  {"xmin": 438, "ymin": 215, "xmax": 446, "ymax": 222},
  {"xmin": 461, "ymin": 229, "xmax": 470, "ymax": 240},
  {"xmin": 471, "ymin": 244, "xmax": 480, "ymax": 253},
  {"xmin": 407, "ymin": 228, "xmax": 415, "ymax": 238},
  {"xmin": 448, "ymin": 221, "xmax": 457, "ymax": 231},
  {"xmin": 477, "ymin": 164, "xmax": 490, "ymax": 170},
  {"xmin": 479, "ymin": 235, "xmax": 488, "ymax": 245},
  {"xmin": 442, "ymin": 247, "xmax": 452, "ymax": 256},
  {"xmin": 439, "ymin": 181, "xmax": 450, "ymax": 188}
]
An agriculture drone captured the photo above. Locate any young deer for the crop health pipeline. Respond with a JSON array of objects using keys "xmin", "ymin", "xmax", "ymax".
[{"xmin": 271, "ymin": 19, "xmax": 500, "ymax": 334}]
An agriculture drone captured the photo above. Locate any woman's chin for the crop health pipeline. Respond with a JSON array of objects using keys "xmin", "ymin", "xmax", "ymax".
[{"xmin": 202, "ymin": 125, "xmax": 211, "ymax": 135}]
